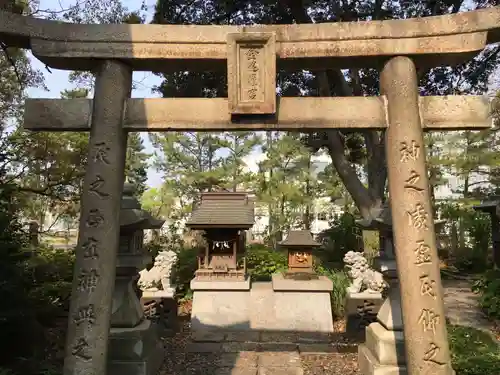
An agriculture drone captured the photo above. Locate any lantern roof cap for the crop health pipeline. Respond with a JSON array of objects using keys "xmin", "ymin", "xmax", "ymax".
[
  {"xmin": 120, "ymin": 183, "xmax": 165, "ymax": 229},
  {"xmin": 356, "ymin": 202, "xmax": 445, "ymax": 231},
  {"xmin": 473, "ymin": 197, "xmax": 500, "ymax": 212},
  {"xmin": 279, "ymin": 230, "xmax": 320, "ymax": 247}
]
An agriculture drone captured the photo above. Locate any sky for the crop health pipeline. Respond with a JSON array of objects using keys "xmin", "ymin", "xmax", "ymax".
[{"xmin": 26, "ymin": 0, "xmax": 168, "ymax": 187}]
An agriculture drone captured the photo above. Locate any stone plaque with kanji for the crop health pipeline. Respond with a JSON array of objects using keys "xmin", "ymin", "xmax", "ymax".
[{"xmin": 227, "ymin": 32, "xmax": 276, "ymax": 114}]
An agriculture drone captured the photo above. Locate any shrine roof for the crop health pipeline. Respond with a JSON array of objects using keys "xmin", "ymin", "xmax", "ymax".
[
  {"xmin": 280, "ymin": 230, "xmax": 320, "ymax": 247},
  {"xmin": 186, "ymin": 192, "xmax": 254, "ymax": 228},
  {"xmin": 473, "ymin": 198, "xmax": 500, "ymax": 213}
]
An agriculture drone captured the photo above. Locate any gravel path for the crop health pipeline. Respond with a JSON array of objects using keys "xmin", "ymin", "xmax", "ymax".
[{"xmin": 442, "ymin": 278, "xmax": 499, "ymax": 341}]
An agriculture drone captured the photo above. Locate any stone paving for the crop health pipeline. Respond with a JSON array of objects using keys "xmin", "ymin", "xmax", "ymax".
[{"xmin": 442, "ymin": 278, "xmax": 496, "ymax": 333}]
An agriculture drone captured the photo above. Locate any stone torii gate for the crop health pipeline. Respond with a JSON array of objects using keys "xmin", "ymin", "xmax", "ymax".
[{"xmin": 1, "ymin": 6, "xmax": 498, "ymax": 375}]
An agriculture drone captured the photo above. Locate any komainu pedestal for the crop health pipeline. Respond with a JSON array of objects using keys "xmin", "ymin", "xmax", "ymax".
[{"xmin": 358, "ymin": 283, "xmax": 407, "ymax": 375}]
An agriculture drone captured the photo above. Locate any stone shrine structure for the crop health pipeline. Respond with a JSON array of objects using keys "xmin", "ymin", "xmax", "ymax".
[
  {"xmin": 108, "ymin": 183, "xmax": 164, "ymax": 375},
  {"xmin": 473, "ymin": 198, "xmax": 500, "ymax": 268},
  {"xmin": 271, "ymin": 230, "xmax": 334, "ymax": 333},
  {"xmin": 5, "ymin": 6, "xmax": 499, "ymax": 375},
  {"xmin": 188, "ymin": 192, "xmax": 254, "ymax": 331},
  {"xmin": 188, "ymin": 192, "xmax": 253, "ymax": 281},
  {"xmin": 279, "ymin": 230, "xmax": 320, "ymax": 279}
]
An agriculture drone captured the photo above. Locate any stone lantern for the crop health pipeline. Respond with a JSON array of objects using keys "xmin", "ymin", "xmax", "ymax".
[
  {"xmin": 473, "ymin": 198, "xmax": 500, "ymax": 268},
  {"xmin": 108, "ymin": 183, "xmax": 165, "ymax": 375},
  {"xmin": 279, "ymin": 230, "xmax": 320, "ymax": 280}
]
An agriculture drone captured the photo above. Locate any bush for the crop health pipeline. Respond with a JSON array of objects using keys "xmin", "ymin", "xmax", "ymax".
[
  {"xmin": 315, "ymin": 265, "xmax": 350, "ymax": 318},
  {"xmin": 0, "ymin": 184, "xmax": 43, "ymax": 366},
  {"xmin": 437, "ymin": 203, "xmax": 491, "ymax": 273},
  {"xmin": 245, "ymin": 244, "xmax": 287, "ymax": 281},
  {"xmin": 448, "ymin": 324, "xmax": 500, "ymax": 375},
  {"xmin": 472, "ymin": 269, "xmax": 500, "ymax": 320},
  {"xmin": 170, "ymin": 246, "xmax": 200, "ymax": 300},
  {"xmin": 23, "ymin": 245, "xmax": 75, "ymax": 322},
  {"xmin": 316, "ymin": 213, "xmax": 362, "ymax": 267}
]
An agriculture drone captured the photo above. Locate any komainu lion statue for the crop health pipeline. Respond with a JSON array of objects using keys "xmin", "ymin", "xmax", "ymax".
[
  {"xmin": 343, "ymin": 251, "xmax": 387, "ymax": 294},
  {"xmin": 138, "ymin": 250, "xmax": 178, "ymax": 293}
]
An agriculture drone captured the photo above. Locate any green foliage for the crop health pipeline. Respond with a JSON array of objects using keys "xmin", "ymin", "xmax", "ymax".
[
  {"xmin": 316, "ymin": 212, "xmax": 363, "ymax": 267},
  {"xmin": 170, "ymin": 246, "xmax": 200, "ymax": 299},
  {"xmin": 472, "ymin": 269, "xmax": 500, "ymax": 320},
  {"xmin": 125, "ymin": 133, "xmax": 150, "ymax": 198},
  {"xmin": 448, "ymin": 324, "xmax": 500, "ymax": 375},
  {"xmin": 437, "ymin": 202, "xmax": 491, "ymax": 273},
  {"xmin": 315, "ymin": 265, "xmax": 350, "ymax": 318},
  {"xmin": 25, "ymin": 246, "xmax": 75, "ymax": 322},
  {"xmin": 0, "ymin": 183, "xmax": 40, "ymax": 365},
  {"xmin": 245, "ymin": 244, "xmax": 287, "ymax": 281}
]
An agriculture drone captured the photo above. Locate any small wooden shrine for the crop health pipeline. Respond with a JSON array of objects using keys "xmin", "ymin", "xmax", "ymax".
[
  {"xmin": 186, "ymin": 192, "xmax": 254, "ymax": 281},
  {"xmin": 280, "ymin": 230, "xmax": 320, "ymax": 280}
]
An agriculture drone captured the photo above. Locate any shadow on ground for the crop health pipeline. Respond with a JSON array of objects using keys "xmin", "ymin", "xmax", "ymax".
[{"xmin": 159, "ymin": 315, "xmax": 362, "ymax": 375}]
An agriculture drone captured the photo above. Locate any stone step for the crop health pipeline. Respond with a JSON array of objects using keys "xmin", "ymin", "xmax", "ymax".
[
  {"xmin": 212, "ymin": 367, "xmax": 303, "ymax": 375},
  {"xmin": 186, "ymin": 341, "xmax": 357, "ymax": 354},
  {"xmin": 190, "ymin": 331, "xmax": 336, "ymax": 343}
]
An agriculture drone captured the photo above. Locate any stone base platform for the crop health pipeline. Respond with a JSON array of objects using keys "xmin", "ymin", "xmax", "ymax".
[
  {"xmin": 187, "ymin": 330, "xmax": 358, "ymax": 354},
  {"xmin": 190, "ymin": 274, "xmax": 334, "ymax": 333},
  {"xmin": 345, "ymin": 290, "xmax": 383, "ymax": 339},
  {"xmin": 108, "ymin": 320, "xmax": 164, "ymax": 375},
  {"xmin": 357, "ymin": 322, "xmax": 407, "ymax": 375}
]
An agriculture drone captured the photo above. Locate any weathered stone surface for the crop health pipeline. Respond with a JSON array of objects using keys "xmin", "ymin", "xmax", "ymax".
[
  {"xmin": 225, "ymin": 331, "xmax": 261, "ymax": 342},
  {"xmin": 376, "ymin": 286, "xmax": 403, "ymax": 332},
  {"xmin": 190, "ymin": 280, "xmax": 333, "ymax": 333},
  {"xmin": 5, "ymin": 8, "xmax": 500, "ymax": 71},
  {"xmin": 191, "ymin": 331, "xmax": 226, "ymax": 342},
  {"xmin": 107, "ymin": 320, "xmax": 164, "ymax": 375},
  {"xmin": 344, "ymin": 251, "xmax": 387, "ymax": 294},
  {"xmin": 345, "ymin": 290, "xmax": 383, "ymax": 338},
  {"xmin": 382, "ymin": 56, "xmax": 453, "ymax": 374},
  {"xmin": 24, "ymin": 96, "xmax": 492, "ymax": 132},
  {"xmin": 216, "ymin": 368, "xmax": 258, "ymax": 375},
  {"xmin": 296, "ymin": 333, "xmax": 330, "ymax": 343},
  {"xmin": 258, "ymin": 352, "xmax": 301, "ymax": 367},
  {"xmin": 364, "ymin": 323, "xmax": 406, "ymax": 366},
  {"xmin": 62, "ymin": 60, "xmax": 132, "ymax": 375},
  {"xmin": 222, "ymin": 342, "xmax": 260, "ymax": 352},
  {"xmin": 217, "ymin": 352, "xmax": 258, "ymax": 368},
  {"xmin": 186, "ymin": 342, "xmax": 223, "ymax": 353},
  {"xmin": 260, "ymin": 333, "xmax": 298, "ymax": 343},
  {"xmin": 190, "ymin": 289, "xmax": 251, "ymax": 331},
  {"xmin": 257, "ymin": 368, "xmax": 304, "ymax": 375},
  {"xmin": 227, "ymin": 32, "xmax": 276, "ymax": 114},
  {"xmin": 358, "ymin": 344, "xmax": 408, "ymax": 375},
  {"xmin": 297, "ymin": 344, "xmax": 339, "ymax": 354},
  {"xmin": 271, "ymin": 274, "xmax": 333, "ymax": 292},
  {"xmin": 138, "ymin": 250, "xmax": 177, "ymax": 294},
  {"xmin": 259, "ymin": 343, "xmax": 298, "ymax": 352}
]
